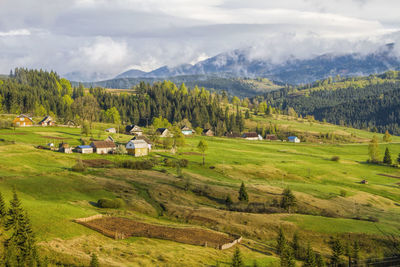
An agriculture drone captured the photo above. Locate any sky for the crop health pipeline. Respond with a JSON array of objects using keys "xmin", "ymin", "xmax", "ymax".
[{"xmin": 1, "ymin": 0, "xmax": 400, "ymax": 78}]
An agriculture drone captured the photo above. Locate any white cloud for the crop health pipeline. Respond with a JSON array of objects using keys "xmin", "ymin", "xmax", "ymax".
[{"xmin": 0, "ymin": 29, "xmax": 31, "ymax": 37}]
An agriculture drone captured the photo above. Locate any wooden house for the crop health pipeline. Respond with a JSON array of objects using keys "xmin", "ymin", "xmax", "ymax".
[
  {"xmin": 39, "ymin": 116, "xmax": 55, "ymax": 126},
  {"xmin": 59, "ymin": 142, "xmax": 72, "ymax": 153},
  {"xmin": 181, "ymin": 126, "xmax": 194, "ymax": 135},
  {"xmin": 131, "ymin": 135, "xmax": 152, "ymax": 150},
  {"xmin": 12, "ymin": 114, "xmax": 33, "ymax": 127},
  {"xmin": 125, "ymin": 125, "xmax": 143, "ymax": 136},
  {"xmin": 156, "ymin": 128, "xmax": 171, "ymax": 137},
  {"xmin": 76, "ymin": 145, "xmax": 93, "ymax": 154},
  {"xmin": 266, "ymin": 134, "xmax": 278, "ymax": 141},
  {"xmin": 202, "ymin": 129, "xmax": 214, "ymax": 136},
  {"xmin": 225, "ymin": 132, "xmax": 241, "ymax": 138},
  {"xmin": 90, "ymin": 140, "xmax": 116, "ymax": 154},
  {"xmin": 242, "ymin": 132, "xmax": 263, "ymax": 140},
  {"xmin": 288, "ymin": 136, "xmax": 300, "ymax": 143},
  {"xmin": 126, "ymin": 139, "xmax": 149, "ymax": 156}
]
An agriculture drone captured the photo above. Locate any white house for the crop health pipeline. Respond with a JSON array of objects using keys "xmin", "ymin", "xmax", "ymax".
[
  {"xmin": 105, "ymin": 127, "xmax": 116, "ymax": 133},
  {"xmin": 126, "ymin": 139, "xmax": 149, "ymax": 156},
  {"xmin": 90, "ymin": 140, "xmax": 116, "ymax": 154},
  {"xmin": 76, "ymin": 145, "xmax": 93, "ymax": 154},
  {"xmin": 288, "ymin": 136, "xmax": 300, "ymax": 143}
]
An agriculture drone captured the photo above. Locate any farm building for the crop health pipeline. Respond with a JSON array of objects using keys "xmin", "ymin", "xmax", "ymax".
[
  {"xmin": 156, "ymin": 128, "xmax": 172, "ymax": 137},
  {"xmin": 105, "ymin": 136, "xmax": 115, "ymax": 142},
  {"xmin": 181, "ymin": 126, "xmax": 194, "ymax": 135},
  {"xmin": 266, "ymin": 134, "xmax": 278, "ymax": 141},
  {"xmin": 202, "ymin": 129, "xmax": 214, "ymax": 136},
  {"xmin": 288, "ymin": 136, "xmax": 300, "ymax": 143},
  {"xmin": 131, "ymin": 136, "xmax": 152, "ymax": 150},
  {"xmin": 90, "ymin": 140, "xmax": 116, "ymax": 154},
  {"xmin": 65, "ymin": 120, "xmax": 77, "ymax": 127},
  {"xmin": 126, "ymin": 139, "xmax": 149, "ymax": 156},
  {"xmin": 225, "ymin": 132, "xmax": 241, "ymax": 138},
  {"xmin": 105, "ymin": 127, "xmax": 116, "ymax": 133},
  {"xmin": 242, "ymin": 132, "xmax": 263, "ymax": 140},
  {"xmin": 76, "ymin": 145, "xmax": 93, "ymax": 154},
  {"xmin": 125, "ymin": 125, "xmax": 143, "ymax": 136},
  {"xmin": 12, "ymin": 114, "xmax": 33, "ymax": 127},
  {"xmin": 59, "ymin": 143, "xmax": 72, "ymax": 153},
  {"xmin": 39, "ymin": 116, "xmax": 55, "ymax": 126}
]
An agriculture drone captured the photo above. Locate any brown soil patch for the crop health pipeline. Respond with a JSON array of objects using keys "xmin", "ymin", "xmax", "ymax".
[
  {"xmin": 41, "ymin": 135, "xmax": 70, "ymax": 140},
  {"xmin": 83, "ymin": 159, "xmax": 114, "ymax": 168},
  {"xmin": 79, "ymin": 217, "xmax": 236, "ymax": 248},
  {"xmin": 378, "ymin": 173, "xmax": 400, "ymax": 179}
]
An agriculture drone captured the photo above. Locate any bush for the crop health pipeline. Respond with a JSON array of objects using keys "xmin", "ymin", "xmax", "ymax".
[
  {"xmin": 71, "ymin": 159, "xmax": 86, "ymax": 172},
  {"xmin": 179, "ymin": 159, "xmax": 189, "ymax": 167},
  {"xmin": 97, "ymin": 198, "xmax": 124, "ymax": 209},
  {"xmin": 115, "ymin": 145, "xmax": 127, "ymax": 155},
  {"xmin": 331, "ymin": 156, "xmax": 340, "ymax": 162},
  {"xmin": 340, "ymin": 189, "xmax": 347, "ymax": 197},
  {"xmin": 119, "ymin": 160, "xmax": 154, "ymax": 170}
]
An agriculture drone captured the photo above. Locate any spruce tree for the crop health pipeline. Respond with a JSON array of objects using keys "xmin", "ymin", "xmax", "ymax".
[
  {"xmin": 303, "ymin": 243, "xmax": 316, "ymax": 267},
  {"xmin": 292, "ymin": 231, "xmax": 300, "ymax": 259},
  {"xmin": 280, "ymin": 245, "xmax": 296, "ymax": 267},
  {"xmin": 238, "ymin": 182, "xmax": 248, "ymax": 202},
  {"xmin": 0, "ymin": 191, "xmax": 6, "ymax": 221},
  {"xmin": 315, "ymin": 253, "xmax": 325, "ymax": 267},
  {"xmin": 280, "ymin": 188, "xmax": 296, "ymax": 213},
  {"xmin": 5, "ymin": 189, "xmax": 24, "ymax": 231},
  {"xmin": 225, "ymin": 195, "xmax": 233, "ymax": 208},
  {"xmin": 231, "ymin": 247, "xmax": 244, "ymax": 267},
  {"xmin": 90, "ymin": 253, "xmax": 100, "ymax": 267},
  {"xmin": 277, "ymin": 227, "xmax": 286, "ymax": 255},
  {"xmin": 330, "ymin": 237, "xmax": 343, "ymax": 267},
  {"xmin": 352, "ymin": 241, "xmax": 360, "ymax": 265},
  {"xmin": 383, "ymin": 147, "xmax": 392, "ymax": 165}
]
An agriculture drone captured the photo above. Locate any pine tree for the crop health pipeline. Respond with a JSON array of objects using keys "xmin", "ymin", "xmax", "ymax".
[
  {"xmin": 280, "ymin": 188, "xmax": 296, "ymax": 213},
  {"xmin": 225, "ymin": 195, "xmax": 233, "ymax": 207},
  {"xmin": 5, "ymin": 189, "xmax": 24, "ymax": 231},
  {"xmin": 352, "ymin": 241, "xmax": 360, "ymax": 265},
  {"xmin": 231, "ymin": 247, "xmax": 244, "ymax": 267},
  {"xmin": 383, "ymin": 147, "xmax": 392, "ymax": 165},
  {"xmin": 0, "ymin": 191, "xmax": 6, "ymax": 221},
  {"xmin": 277, "ymin": 227, "xmax": 286, "ymax": 255},
  {"xmin": 292, "ymin": 231, "xmax": 300, "ymax": 259},
  {"xmin": 315, "ymin": 253, "xmax": 325, "ymax": 267},
  {"xmin": 330, "ymin": 237, "xmax": 344, "ymax": 267},
  {"xmin": 90, "ymin": 253, "xmax": 100, "ymax": 267},
  {"xmin": 303, "ymin": 243, "xmax": 317, "ymax": 267},
  {"xmin": 280, "ymin": 245, "xmax": 296, "ymax": 267},
  {"xmin": 238, "ymin": 182, "xmax": 248, "ymax": 202}
]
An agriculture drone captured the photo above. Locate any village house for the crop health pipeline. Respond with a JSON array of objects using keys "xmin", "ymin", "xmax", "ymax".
[
  {"xmin": 225, "ymin": 132, "xmax": 241, "ymax": 138},
  {"xmin": 181, "ymin": 126, "xmax": 194, "ymax": 135},
  {"xmin": 126, "ymin": 139, "xmax": 149, "ymax": 156},
  {"xmin": 76, "ymin": 145, "xmax": 93, "ymax": 154},
  {"xmin": 105, "ymin": 127, "xmax": 116, "ymax": 133},
  {"xmin": 266, "ymin": 134, "xmax": 279, "ymax": 141},
  {"xmin": 125, "ymin": 125, "xmax": 143, "ymax": 136},
  {"xmin": 156, "ymin": 128, "xmax": 171, "ymax": 137},
  {"xmin": 131, "ymin": 135, "xmax": 152, "ymax": 150},
  {"xmin": 90, "ymin": 140, "xmax": 116, "ymax": 154},
  {"xmin": 242, "ymin": 132, "xmax": 263, "ymax": 140},
  {"xmin": 202, "ymin": 129, "xmax": 214, "ymax": 136},
  {"xmin": 12, "ymin": 114, "xmax": 33, "ymax": 127},
  {"xmin": 38, "ymin": 116, "xmax": 55, "ymax": 126},
  {"xmin": 288, "ymin": 136, "xmax": 300, "ymax": 143},
  {"xmin": 59, "ymin": 142, "xmax": 72, "ymax": 153}
]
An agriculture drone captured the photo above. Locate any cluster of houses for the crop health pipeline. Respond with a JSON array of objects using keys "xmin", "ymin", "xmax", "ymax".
[{"xmin": 12, "ymin": 114, "xmax": 56, "ymax": 127}]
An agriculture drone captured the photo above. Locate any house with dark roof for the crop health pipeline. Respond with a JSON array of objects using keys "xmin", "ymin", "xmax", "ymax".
[
  {"xmin": 132, "ymin": 135, "xmax": 153, "ymax": 150},
  {"xmin": 125, "ymin": 125, "xmax": 143, "ymax": 136},
  {"xmin": 90, "ymin": 140, "xmax": 116, "ymax": 154},
  {"xmin": 59, "ymin": 142, "xmax": 72, "ymax": 153},
  {"xmin": 156, "ymin": 128, "xmax": 171, "ymax": 137},
  {"xmin": 181, "ymin": 126, "xmax": 194, "ymax": 135},
  {"xmin": 202, "ymin": 129, "xmax": 214, "ymax": 136},
  {"xmin": 39, "ymin": 116, "xmax": 55, "ymax": 126}
]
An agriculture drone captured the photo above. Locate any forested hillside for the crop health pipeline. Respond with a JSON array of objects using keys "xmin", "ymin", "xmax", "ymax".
[
  {"xmin": 0, "ymin": 68, "xmax": 244, "ymax": 132},
  {"xmin": 258, "ymin": 71, "xmax": 400, "ymax": 134}
]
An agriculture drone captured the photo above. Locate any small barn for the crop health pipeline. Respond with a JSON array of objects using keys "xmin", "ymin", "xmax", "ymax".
[
  {"xmin": 202, "ymin": 129, "xmax": 214, "ymax": 136},
  {"xmin": 156, "ymin": 128, "xmax": 171, "ymax": 137},
  {"xmin": 131, "ymin": 135, "xmax": 152, "ymax": 150},
  {"xmin": 288, "ymin": 136, "xmax": 300, "ymax": 143},
  {"xmin": 90, "ymin": 140, "xmax": 116, "ymax": 154},
  {"xmin": 181, "ymin": 126, "xmax": 194, "ymax": 135},
  {"xmin": 126, "ymin": 139, "xmax": 149, "ymax": 156},
  {"xmin": 59, "ymin": 142, "xmax": 72, "ymax": 153},
  {"xmin": 125, "ymin": 125, "xmax": 143, "ymax": 136},
  {"xmin": 12, "ymin": 114, "xmax": 33, "ymax": 127},
  {"xmin": 76, "ymin": 145, "xmax": 93, "ymax": 154},
  {"xmin": 39, "ymin": 116, "xmax": 55, "ymax": 126},
  {"xmin": 266, "ymin": 134, "xmax": 278, "ymax": 141},
  {"xmin": 225, "ymin": 132, "xmax": 241, "ymax": 138},
  {"xmin": 242, "ymin": 132, "xmax": 263, "ymax": 140},
  {"xmin": 105, "ymin": 127, "xmax": 116, "ymax": 133}
]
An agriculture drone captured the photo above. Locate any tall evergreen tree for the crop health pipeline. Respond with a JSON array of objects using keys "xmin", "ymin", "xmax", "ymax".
[
  {"xmin": 330, "ymin": 237, "xmax": 344, "ymax": 267},
  {"xmin": 231, "ymin": 247, "xmax": 244, "ymax": 267},
  {"xmin": 277, "ymin": 227, "xmax": 286, "ymax": 255},
  {"xmin": 0, "ymin": 192, "xmax": 6, "ymax": 221},
  {"xmin": 315, "ymin": 253, "xmax": 325, "ymax": 267},
  {"xmin": 238, "ymin": 182, "xmax": 249, "ymax": 202},
  {"xmin": 303, "ymin": 243, "xmax": 316, "ymax": 267},
  {"xmin": 292, "ymin": 231, "xmax": 301, "ymax": 259},
  {"xmin": 280, "ymin": 245, "xmax": 296, "ymax": 267},
  {"xmin": 383, "ymin": 147, "xmax": 392, "ymax": 165},
  {"xmin": 90, "ymin": 253, "xmax": 100, "ymax": 267},
  {"xmin": 280, "ymin": 188, "xmax": 296, "ymax": 213}
]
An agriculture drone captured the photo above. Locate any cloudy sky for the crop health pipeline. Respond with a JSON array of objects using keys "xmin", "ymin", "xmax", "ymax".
[{"xmin": 1, "ymin": 0, "xmax": 400, "ymax": 78}]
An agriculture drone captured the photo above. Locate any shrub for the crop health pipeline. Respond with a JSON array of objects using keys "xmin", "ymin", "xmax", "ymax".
[
  {"xmin": 119, "ymin": 160, "xmax": 154, "ymax": 170},
  {"xmin": 97, "ymin": 198, "xmax": 124, "ymax": 209},
  {"xmin": 71, "ymin": 159, "xmax": 86, "ymax": 172},
  {"xmin": 115, "ymin": 145, "xmax": 127, "ymax": 155},
  {"xmin": 367, "ymin": 216, "xmax": 379, "ymax": 222},
  {"xmin": 331, "ymin": 156, "xmax": 340, "ymax": 162},
  {"xmin": 340, "ymin": 190, "xmax": 347, "ymax": 197},
  {"xmin": 179, "ymin": 159, "xmax": 189, "ymax": 167}
]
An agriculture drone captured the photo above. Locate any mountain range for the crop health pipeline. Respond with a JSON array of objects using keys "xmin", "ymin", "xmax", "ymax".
[{"xmin": 65, "ymin": 43, "xmax": 400, "ymax": 85}]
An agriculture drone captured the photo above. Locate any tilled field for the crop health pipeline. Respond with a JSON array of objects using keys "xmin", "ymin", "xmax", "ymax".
[{"xmin": 79, "ymin": 216, "xmax": 237, "ymax": 249}]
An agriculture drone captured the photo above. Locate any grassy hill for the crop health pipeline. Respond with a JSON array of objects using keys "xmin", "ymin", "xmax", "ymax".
[{"xmin": 0, "ymin": 115, "xmax": 399, "ymax": 266}]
